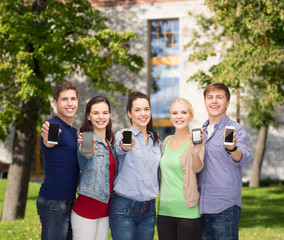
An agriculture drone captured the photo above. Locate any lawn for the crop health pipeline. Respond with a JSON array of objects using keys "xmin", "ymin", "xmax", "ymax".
[{"xmin": 0, "ymin": 179, "xmax": 283, "ymax": 240}]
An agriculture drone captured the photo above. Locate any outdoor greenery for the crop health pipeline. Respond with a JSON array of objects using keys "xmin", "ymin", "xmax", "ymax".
[
  {"xmin": 0, "ymin": 179, "xmax": 283, "ymax": 240},
  {"xmin": 0, "ymin": 0, "xmax": 143, "ymax": 141},
  {"xmin": 0, "ymin": 0, "xmax": 144, "ymax": 220},
  {"xmin": 187, "ymin": 0, "xmax": 284, "ymax": 121},
  {"xmin": 186, "ymin": 0, "xmax": 284, "ymax": 187}
]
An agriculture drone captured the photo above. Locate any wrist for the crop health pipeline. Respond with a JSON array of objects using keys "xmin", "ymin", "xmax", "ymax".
[{"xmin": 225, "ymin": 146, "xmax": 237, "ymax": 154}]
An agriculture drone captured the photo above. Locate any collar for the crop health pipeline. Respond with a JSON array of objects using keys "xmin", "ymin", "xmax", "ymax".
[
  {"xmin": 130, "ymin": 126, "xmax": 154, "ymax": 139},
  {"xmin": 90, "ymin": 132, "xmax": 112, "ymax": 146},
  {"xmin": 54, "ymin": 116, "xmax": 74, "ymax": 129},
  {"xmin": 203, "ymin": 115, "xmax": 230, "ymax": 130}
]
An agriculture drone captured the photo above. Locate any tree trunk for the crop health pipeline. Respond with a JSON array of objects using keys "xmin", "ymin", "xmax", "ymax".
[
  {"xmin": 2, "ymin": 96, "xmax": 40, "ymax": 220},
  {"xmin": 2, "ymin": 0, "xmax": 46, "ymax": 220},
  {"xmin": 249, "ymin": 126, "xmax": 268, "ymax": 188}
]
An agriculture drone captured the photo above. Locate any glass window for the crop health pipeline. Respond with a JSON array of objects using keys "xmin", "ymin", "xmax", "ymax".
[
  {"xmin": 150, "ymin": 20, "xmax": 179, "ymax": 57},
  {"xmin": 153, "ymin": 126, "xmax": 174, "ymax": 142},
  {"xmin": 149, "ymin": 19, "xmax": 179, "ymax": 128}
]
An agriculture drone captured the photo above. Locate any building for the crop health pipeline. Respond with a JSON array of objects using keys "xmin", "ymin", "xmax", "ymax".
[{"xmin": 0, "ymin": 0, "xmax": 283, "ymax": 181}]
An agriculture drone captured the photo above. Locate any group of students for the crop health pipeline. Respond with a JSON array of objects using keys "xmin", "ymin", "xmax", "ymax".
[{"xmin": 37, "ymin": 81, "xmax": 251, "ymax": 240}]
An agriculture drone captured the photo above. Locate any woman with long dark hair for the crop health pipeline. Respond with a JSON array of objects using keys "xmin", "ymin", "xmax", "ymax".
[
  {"xmin": 109, "ymin": 91, "xmax": 161, "ymax": 240},
  {"xmin": 71, "ymin": 96, "xmax": 117, "ymax": 240}
]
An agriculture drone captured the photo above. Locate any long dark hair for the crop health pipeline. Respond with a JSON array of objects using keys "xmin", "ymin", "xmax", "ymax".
[
  {"xmin": 126, "ymin": 91, "xmax": 159, "ymax": 145},
  {"xmin": 80, "ymin": 96, "xmax": 114, "ymax": 144}
]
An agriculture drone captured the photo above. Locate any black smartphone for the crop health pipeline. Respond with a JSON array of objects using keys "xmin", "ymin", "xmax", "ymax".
[
  {"xmin": 82, "ymin": 132, "xmax": 93, "ymax": 154},
  {"xmin": 192, "ymin": 128, "xmax": 202, "ymax": 145},
  {"xmin": 47, "ymin": 123, "xmax": 59, "ymax": 144},
  {"xmin": 224, "ymin": 126, "xmax": 235, "ymax": 145},
  {"xmin": 122, "ymin": 130, "xmax": 132, "ymax": 145}
]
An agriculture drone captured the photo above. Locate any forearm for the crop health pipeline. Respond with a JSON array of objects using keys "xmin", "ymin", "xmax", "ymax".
[
  {"xmin": 230, "ymin": 148, "xmax": 243, "ymax": 162},
  {"xmin": 191, "ymin": 152, "xmax": 203, "ymax": 169}
]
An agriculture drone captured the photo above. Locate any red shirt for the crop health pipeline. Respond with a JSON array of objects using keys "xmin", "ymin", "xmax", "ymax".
[{"xmin": 73, "ymin": 146, "xmax": 116, "ymax": 219}]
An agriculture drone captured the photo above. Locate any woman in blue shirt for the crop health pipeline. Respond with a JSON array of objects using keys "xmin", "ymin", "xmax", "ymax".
[{"xmin": 109, "ymin": 91, "xmax": 161, "ymax": 240}]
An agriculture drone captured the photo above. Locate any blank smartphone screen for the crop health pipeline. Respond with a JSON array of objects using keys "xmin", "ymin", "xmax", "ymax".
[
  {"xmin": 192, "ymin": 130, "xmax": 201, "ymax": 142},
  {"xmin": 225, "ymin": 129, "xmax": 234, "ymax": 142},
  {"xmin": 122, "ymin": 131, "xmax": 132, "ymax": 145},
  {"xmin": 82, "ymin": 132, "xmax": 93, "ymax": 154},
  {"xmin": 47, "ymin": 123, "xmax": 59, "ymax": 144}
]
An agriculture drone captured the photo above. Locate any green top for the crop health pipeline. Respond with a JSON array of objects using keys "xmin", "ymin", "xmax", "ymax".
[{"xmin": 158, "ymin": 137, "xmax": 201, "ymax": 219}]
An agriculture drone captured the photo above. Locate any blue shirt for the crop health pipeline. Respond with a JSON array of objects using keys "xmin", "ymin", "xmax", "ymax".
[
  {"xmin": 113, "ymin": 126, "xmax": 161, "ymax": 201},
  {"xmin": 39, "ymin": 116, "xmax": 80, "ymax": 201},
  {"xmin": 198, "ymin": 115, "xmax": 251, "ymax": 214}
]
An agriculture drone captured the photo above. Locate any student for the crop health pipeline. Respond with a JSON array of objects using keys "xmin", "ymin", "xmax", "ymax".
[
  {"xmin": 71, "ymin": 96, "xmax": 118, "ymax": 240},
  {"xmin": 37, "ymin": 81, "xmax": 80, "ymax": 240},
  {"xmin": 198, "ymin": 82, "xmax": 251, "ymax": 240},
  {"xmin": 157, "ymin": 98, "xmax": 204, "ymax": 240},
  {"xmin": 109, "ymin": 91, "xmax": 161, "ymax": 240}
]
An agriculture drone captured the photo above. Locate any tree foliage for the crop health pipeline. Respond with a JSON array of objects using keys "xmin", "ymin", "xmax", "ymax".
[
  {"xmin": 186, "ymin": 0, "xmax": 284, "ymax": 129},
  {"xmin": 0, "ymin": 0, "xmax": 144, "ymax": 141},
  {"xmin": 0, "ymin": 0, "xmax": 144, "ymax": 220}
]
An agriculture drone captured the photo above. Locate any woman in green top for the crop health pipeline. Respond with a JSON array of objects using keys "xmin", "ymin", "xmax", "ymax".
[{"xmin": 157, "ymin": 98, "xmax": 204, "ymax": 240}]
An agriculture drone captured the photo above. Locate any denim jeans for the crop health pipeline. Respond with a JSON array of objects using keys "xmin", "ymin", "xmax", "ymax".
[
  {"xmin": 202, "ymin": 205, "xmax": 241, "ymax": 240},
  {"xmin": 109, "ymin": 194, "xmax": 156, "ymax": 240},
  {"xmin": 36, "ymin": 195, "xmax": 74, "ymax": 240}
]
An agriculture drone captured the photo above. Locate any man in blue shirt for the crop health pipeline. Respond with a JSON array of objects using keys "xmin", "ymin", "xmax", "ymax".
[
  {"xmin": 198, "ymin": 82, "xmax": 251, "ymax": 240},
  {"xmin": 37, "ymin": 81, "xmax": 80, "ymax": 240}
]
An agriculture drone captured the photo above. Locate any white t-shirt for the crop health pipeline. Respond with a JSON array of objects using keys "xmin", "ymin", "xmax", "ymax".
[{"xmin": 207, "ymin": 124, "xmax": 215, "ymax": 138}]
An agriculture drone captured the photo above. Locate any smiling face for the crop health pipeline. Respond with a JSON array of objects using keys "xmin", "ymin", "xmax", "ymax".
[
  {"xmin": 87, "ymin": 102, "xmax": 111, "ymax": 132},
  {"xmin": 204, "ymin": 89, "xmax": 230, "ymax": 124},
  {"xmin": 170, "ymin": 101, "xmax": 193, "ymax": 130},
  {"xmin": 127, "ymin": 98, "xmax": 151, "ymax": 131},
  {"xmin": 53, "ymin": 89, "xmax": 78, "ymax": 125}
]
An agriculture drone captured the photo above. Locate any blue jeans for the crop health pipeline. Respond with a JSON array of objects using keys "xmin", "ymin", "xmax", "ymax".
[
  {"xmin": 109, "ymin": 194, "xmax": 156, "ymax": 240},
  {"xmin": 36, "ymin": 195, "xmax": 74, "ymax": 240},
  {"xmin": 202, "ymin": 205, "xmax": 241, "ymax": 240}
]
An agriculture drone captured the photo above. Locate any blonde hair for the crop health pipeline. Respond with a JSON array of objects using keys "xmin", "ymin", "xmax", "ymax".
[{"xmin": 170, "ymin": 98, "xmax": 194, "ymax": 116}]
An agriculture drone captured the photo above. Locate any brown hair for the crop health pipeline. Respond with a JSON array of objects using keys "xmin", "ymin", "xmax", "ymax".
[
  {"xmin": 53, "ymin": 81, "xmax": 78, "ymax": 101},
  {"xmin": 126, "ymin": 91, "xmax": 160, "ymax": 145},
  {"xmin": 203, "ymin": 82, "xmax": 230, "ymax": 101},
  {"xmin": 80, "ymin": 96, "xmax": 114, "ymax": 144}
]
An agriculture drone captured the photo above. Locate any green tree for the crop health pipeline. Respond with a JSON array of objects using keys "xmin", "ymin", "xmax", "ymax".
[
  {"xmin": 0, "ymin": 0, "xmax": 143, "ymax": 220},
  {"xmin": 186, "ymin": 0, "xmax": 284, "ymax": 187}
]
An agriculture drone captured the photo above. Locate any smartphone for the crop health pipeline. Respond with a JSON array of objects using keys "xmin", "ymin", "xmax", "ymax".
[
  {"xmin": 47, "ymin": 123, "xmax": 59, "ymax": 144},
  {"xmin": 81, "ymin": 132, "xmax": 93, "ymax": 154},
  {"xmin": 122, "ymin": 130, "xmax": 132, "ymax": 145},
  {"xmin": 224, "ymin": 126, "xmax": 235, "ymax": 145},
  {"xmin": 192, "ymin": 128, "xmax": 202, "ymax": 145}
]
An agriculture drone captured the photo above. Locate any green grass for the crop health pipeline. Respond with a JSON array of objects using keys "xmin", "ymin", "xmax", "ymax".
[
  {"xmin": 0, "ymin": 179, "xmax": 41, "ymax": 240},
  {"xmin": 0, "ymin": 179, "xmax": 284, "ymax": 239},
  {"xmin": 239, "ymin": 185, "xmax": 284, "ymax": 240}
]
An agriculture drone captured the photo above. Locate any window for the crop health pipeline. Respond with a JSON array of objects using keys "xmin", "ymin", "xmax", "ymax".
[{"xmin": 148, "ymin": 19, "xmax": 179, "ymax": 139}]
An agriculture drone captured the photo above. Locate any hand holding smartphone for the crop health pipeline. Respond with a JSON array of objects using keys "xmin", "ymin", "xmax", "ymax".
[
  {"xmin": 122, "ymin": 130, "xmax": 132, "ymax": 146},
  {"xmin": 81, "ymin": 132, "xmax": 93, "ymax": 154},
  {"xmin": 224, "ymin": 126, "xmax": 235, "ymax": 145},
  {"xmin": 192, "ymin": 128, "xmax": 202, "ymax": 145},
  {"xmin": 47, "ymin": 123, "xmax": 60, "ymax": 144}
]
